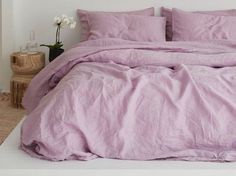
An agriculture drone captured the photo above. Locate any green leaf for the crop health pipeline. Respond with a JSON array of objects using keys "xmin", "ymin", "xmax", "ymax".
[{"xmin": 40, "ymin": 42, "xmax": 63, "ymax": 49}]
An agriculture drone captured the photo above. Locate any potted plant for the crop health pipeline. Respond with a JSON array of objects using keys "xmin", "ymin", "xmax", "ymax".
[{"xmin": 41, "ymin": 15, "xmax": 76, "ymax": 62}]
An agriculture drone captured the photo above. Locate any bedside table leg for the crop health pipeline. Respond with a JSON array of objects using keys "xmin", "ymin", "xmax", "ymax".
[{"xmin": 11, "ymin": 79, "xmax": 31, "ymax": 109}]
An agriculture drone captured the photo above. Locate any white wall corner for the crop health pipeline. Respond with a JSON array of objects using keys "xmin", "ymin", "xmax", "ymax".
[
  {"xmin": 1, "ymin": 0, "xmax": 15, "ymax": 91},
  {"xmin": 0, "ymin": 0, "xmax": 3, "ymax": 92}
]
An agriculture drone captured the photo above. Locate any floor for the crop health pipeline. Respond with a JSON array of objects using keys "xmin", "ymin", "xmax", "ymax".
[{"xmin": 0, "ymin": 93, "xmax": 25, "ymax": 144}]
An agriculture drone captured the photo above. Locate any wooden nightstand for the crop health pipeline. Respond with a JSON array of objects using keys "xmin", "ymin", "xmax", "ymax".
[{"xmin": 10, "ymin": 52, "xmax": 45, "ymax": 108}]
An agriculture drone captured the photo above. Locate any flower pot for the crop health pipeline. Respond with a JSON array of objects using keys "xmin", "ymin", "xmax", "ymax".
[{"xmin": 49, "ymin": 48, "xmax": 64, "ymax": 62}]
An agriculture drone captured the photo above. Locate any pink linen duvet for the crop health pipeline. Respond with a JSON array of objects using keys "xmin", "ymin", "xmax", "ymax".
[{"xmin": 22, "ymin": 38, "xmax": 236, "ymax": 162}]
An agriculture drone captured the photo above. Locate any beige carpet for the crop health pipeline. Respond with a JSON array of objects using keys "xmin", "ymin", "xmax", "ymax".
[{"xmin": 0, "ymin": 93, "xmax": 25, "ymax": 145}]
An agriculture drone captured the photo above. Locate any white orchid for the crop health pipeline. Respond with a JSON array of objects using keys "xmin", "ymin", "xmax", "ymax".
[
  {"xmin": 52, "ymin": 14, "xmax": 77, "ymax": 47},
  {"xmin": 41, "ymin": 14, "xmax": 77, "ymax": 61},
  {"xmin": 54, "ymin": 16, "xmax": 62, "ymax": 25},
  {"xmin": 69, "ymin": 21, "xmax": 76, "ymax": 29},
  {"xmin": 62, "ymin": 18, "xmax": 70, "ymax": 26},
  {"xmin": 54, "ymin": 14, "xmax": 76, "ymax": 27}
]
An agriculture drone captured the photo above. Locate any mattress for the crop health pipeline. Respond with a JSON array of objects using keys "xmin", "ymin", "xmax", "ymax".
[{"xmin": 1, "ymin": 117, "xmax": 236, "ymax": 176}]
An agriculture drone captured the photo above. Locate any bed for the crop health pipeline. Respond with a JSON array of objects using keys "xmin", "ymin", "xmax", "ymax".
[
  {"xmin": 15, "ymin": 4, "xmax": 236, "ymax": 163},
  {"xmin": 20, "ymin": 37, "xmax": 236, "ymax": 161},
  {"xmin": 3, "ymin": 3, "xmax": 236, "ymax": 175}
]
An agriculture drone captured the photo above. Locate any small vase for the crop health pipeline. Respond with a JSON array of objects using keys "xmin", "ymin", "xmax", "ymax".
[{"xmin": 49, "ymin": 48, "xmax": 64, "ymax": 62}]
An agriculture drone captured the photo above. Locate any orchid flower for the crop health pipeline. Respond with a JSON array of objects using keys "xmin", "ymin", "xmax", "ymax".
[
  {"xmin": 54, "ymin": 15, "xmax": 76, "ymax": 45},
  {"xmin": 41, "ymin": 14, "xmax": 76, "ymax": 49}
]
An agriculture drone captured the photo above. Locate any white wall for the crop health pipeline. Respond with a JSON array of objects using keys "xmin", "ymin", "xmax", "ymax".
[
  {"xmin": 1, "ymin": 0, "xmax": 14, "ymax": 92},
  {"xmin": 2, "ymin": 0, "xmax": 236, "ymax": 91},
  {"xmin": 0, "ymin": 0, "xmax": 2, "ymax": 92}
]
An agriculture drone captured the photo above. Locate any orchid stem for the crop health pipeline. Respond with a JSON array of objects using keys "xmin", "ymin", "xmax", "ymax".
[{"xmin": 56, "ymin": 24, "xmax": 61, "ymax": 43}]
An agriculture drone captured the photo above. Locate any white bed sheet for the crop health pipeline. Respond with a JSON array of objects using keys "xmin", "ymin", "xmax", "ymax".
[{"xmin": 1, "ymin": 117, "xmax": 236, "ymax": 171}]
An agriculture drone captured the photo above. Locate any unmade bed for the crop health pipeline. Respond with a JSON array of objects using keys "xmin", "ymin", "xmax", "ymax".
[{"xmin": 19, "ymin": 6, "xmax": 236, "ymax": 163}]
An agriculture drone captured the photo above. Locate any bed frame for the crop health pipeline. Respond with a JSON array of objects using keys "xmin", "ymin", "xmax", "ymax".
[{"xmin": 1, "ymin": 116, "xmax": 236, "ymax": 174}]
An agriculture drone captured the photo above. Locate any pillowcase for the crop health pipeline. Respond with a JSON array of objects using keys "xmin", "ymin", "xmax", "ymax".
[
  {"xmin": 172, "ymin": 8, "xmax": 236, "ymax": 41},
  {"xmin": 87, "ymin": 13, "xmax": 166, "ymax": 42},
  {"xmin": 161, "ymin": 7, "xmax": 236, "ymax": 41},
  {"xmin": 77, "ymin": 7, "xmax": 155, "ymax": 41}
]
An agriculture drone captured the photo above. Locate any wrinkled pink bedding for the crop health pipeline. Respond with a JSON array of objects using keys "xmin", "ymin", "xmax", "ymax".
[{"xmin": 21, "ymin": 39, "xmax": 236, "ymax": 161}]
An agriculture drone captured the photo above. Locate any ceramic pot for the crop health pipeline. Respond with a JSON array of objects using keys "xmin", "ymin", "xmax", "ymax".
[{"xmin": 49, "ymin": 48, "xmax": 64, "ymax": 62}]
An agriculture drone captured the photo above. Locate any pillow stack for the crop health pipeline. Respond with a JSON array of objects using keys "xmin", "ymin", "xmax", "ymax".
[
  {"xmin": 161, "ymin": 7, "xmax": 236, "ymax": 41},
  {"xmin": 77, "ymin": 7, "xmax": 236, "ymax": 42}
]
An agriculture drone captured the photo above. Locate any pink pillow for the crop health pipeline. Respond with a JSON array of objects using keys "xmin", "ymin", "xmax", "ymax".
[
  {"xmin": 87, "ymin": 13, "xmax": 166, "ymax": 42},
  {"xmin": 161, "ymin": 7, "xmax": 236, "ymax": 41},
  {"xmin": 77, "ymin": 7, "xmax": 155, "ymax": 41},
  {"xmin": 172, "ymin": 8, "xmax": 236, "ymax": 41}
]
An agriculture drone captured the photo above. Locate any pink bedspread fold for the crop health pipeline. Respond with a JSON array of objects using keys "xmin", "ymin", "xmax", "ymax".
[{"xmin": 21, "ymin": 39, "xmax": 236, "ymax": 161}]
